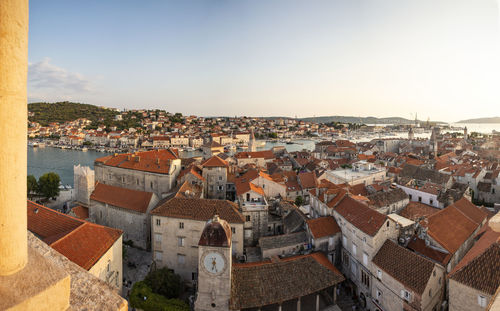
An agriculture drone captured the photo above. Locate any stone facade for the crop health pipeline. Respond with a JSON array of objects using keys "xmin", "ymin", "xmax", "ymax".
[
  {"xmin": 88, "ymin": 235, "xmax": 123, "ymax": 293},
  {"xmin": 74, "ymin": 165, "xmax": 95, "ymax": 207},
  {"xmin": 94, "ymin": 160, "xmax": 181, "ymax": 198},
  {"xmin": 371, "ymin": 264, "xmax": 444, "ymax": 311},
  {"xmin": 90, "ymin": 196, "xmax": 159, "ymax": 250},
  {"xmin": 202, "ymin": 166, "xmax": 227, "ymax": 200},
  {"xmin": 449, "ymin": 279, "xmax": 491, "ymax": 311},
  {"xmin": 151, "ymin": 215, "xmax": 243, "ymax": 283}
]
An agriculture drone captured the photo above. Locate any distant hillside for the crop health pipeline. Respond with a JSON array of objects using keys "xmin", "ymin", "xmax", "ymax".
[
  {"xmin": 299, "ymin": 116, "xmax": 416, "ymax": 125},
  {"xmin": 457, "ymin": 117, "xmax": 500, "ymax": 124},
  {"xmin": 28, "ymin": 102, "xmax": 118, "ymax": 126}
]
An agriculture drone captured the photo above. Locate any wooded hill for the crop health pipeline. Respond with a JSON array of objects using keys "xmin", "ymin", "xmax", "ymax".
[{"xmin": 28, "ymin": 102, "xmax": 119, "ymax": 126}]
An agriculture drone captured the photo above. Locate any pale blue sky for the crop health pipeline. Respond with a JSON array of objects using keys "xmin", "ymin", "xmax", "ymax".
[{"xmin": 28, "ymin": 0, "xmax": 500, "ymax": 122}]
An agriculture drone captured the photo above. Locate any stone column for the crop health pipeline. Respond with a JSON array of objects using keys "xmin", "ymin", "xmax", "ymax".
[
  {"xmin": 278, "ymin": 303, "xmax": 282, "ymax": 311},
  {"xmin": 333, "ymin": 285, "xmax": 337, "ymax": 303},
  {"xmin": 297, "ymin": 297, "xmax": 301, "ymax": 311},
  {"xmin": 0, "ymin": 0, "xmax": 29, "ymax": 275},
  {"xmin": 316, "ymin": 294, "xmax": 320, "ymax": 311}
]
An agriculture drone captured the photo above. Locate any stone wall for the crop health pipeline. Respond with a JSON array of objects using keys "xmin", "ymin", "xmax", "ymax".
[
  {"xmin": 89, "ymin": 235, "xmax": 123, "ymax": 293},
  {"xmin": 449, "ymin": 279, "xmax": 491, "ymax": 311},
  {"xmin": 151, "ymin": 215, "xmax": 243, "ymax": 283}
]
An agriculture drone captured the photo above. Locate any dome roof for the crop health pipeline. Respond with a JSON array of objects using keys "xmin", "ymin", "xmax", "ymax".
[{"xmin": 198, "ymin": 215, "xmax": 232, "ymax": 247}]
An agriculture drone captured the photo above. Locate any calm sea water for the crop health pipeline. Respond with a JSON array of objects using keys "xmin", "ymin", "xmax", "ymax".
[{"xmin": 28, "ymin": 147, "xmax": 110, "ymax": 186}]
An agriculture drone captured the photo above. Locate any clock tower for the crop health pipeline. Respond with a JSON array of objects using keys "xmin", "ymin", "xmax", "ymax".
[{"xmin": 194, "ymin": 215, "xmax": 232, "ymax": 311}]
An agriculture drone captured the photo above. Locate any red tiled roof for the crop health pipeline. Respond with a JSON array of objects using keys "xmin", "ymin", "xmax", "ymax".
[
  {"xmin": 335, "ymin": 196, "xmax": 388, "ymax": 236},
  {"xmin": 51, "ymin": 222, "xmax": 122, "ymax": 270},
  {"xmin": 235, "ymin": 181, "xmax": 265, "ymax": 197},
  {"xmin": 28, "ymin": 201, "xmax": 82, "ymax": 244},
  {"xmin": 235, "ymin": 150, "xmax": 275, "ymax": 160},
  {"xmin": 201, "ymin": 155, "xmax": 228, "ymax": 167},
  {"xmin": 151, "ymin": 198, "xmax": 245, "ymax": 223},
  {"xmin": 373, "ymin": 240, "xmax": 436, "ymax": 295},
  {"xmin": 71, "ymin": 205, "xmax": 89, "ymax": 220},
  {"xmin": 425, "ymin": 200, "xmax": 485, "ymax": 254},
  {"xmin": 307, "ymin": 216, "xmax": 340, "ymax": 239},
  {"xmin": 298, "ymin": 171, "xmax": 318, "ymax": 189},
  {"xmin": 90, "ymin": 183, "xmax": 154, "ymax": 213},
  {"xmin": 400, "ymin": 202, "xmax": 440, "ymax": 222},
  {"xmin": 407, "ymin": 236, "xmax": 452, "ymax": 266},
  {"xmin": 95, "ymin": 149, "xmax": 178, "ymax": 174},
  {"xmin": 27, "ymin": 201, "xmax": 122, "ymax": 271}
]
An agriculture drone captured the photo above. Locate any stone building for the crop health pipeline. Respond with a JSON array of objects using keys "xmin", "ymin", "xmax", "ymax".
[
  {"xmin": 94, "ymin": 149, "xmax": 181, "ymax": 198},
  {"xmin": 448, "ymin": 217, "xmax": 500, "ymax": 311},
  {"xmin": 194, "ymin": 216, "xmax": 345, "ymax": 311},
  {"xmin": 90, "ymin": 182, "xmax": 159, "ymax": 249},
  {"xmin": 201, "ymin": 155, "xmax": 228, "ymax": 200},
  {"xmin": 372, "ymin": 240, "xmax": 445, "ymax": 311},
  {"xmin": 201, "ymin": 140, "xmax": 224, "ymax": 160},
  {"xmin": 27, "ymin": 201, "xmax": 123, "ymax": 293},
  {"xmin": 334, "ymin": 196, "xmax": 399, "ymax": 311},
  {"xmin": 73, "ymin": 164, "xmax": 95, "ymax": 207},
  {"xmin": 150, "ymin": 198, "xmax": 244, "ymax": 283},
  {"xmin": 235, "ymin": 181, "xmax": 269, "ymax": 245},
  {"xmin": 368, "ymin": 187, "xmax": 409, "ymax": 215},
  {"xmin": 306, "ymin": 216, "xmax": 341, "ymax": 264}
]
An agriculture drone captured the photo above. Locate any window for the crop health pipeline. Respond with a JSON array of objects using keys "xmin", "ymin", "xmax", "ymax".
[
  {"xmin": 478, "ymin": 295, "xmax": 487, "ymax": 307},
  {"xmin": 156, "ymin": 218, "xmax": 161, "ymax": 226},
  {"xmin": 246, "ymin": 215, "xmax": 251, "ymax": 222},
  {"xmin": 429, "ymin": 289, "xmax": 432, "ymax": 297},
  {"xmin": 192, "ymin": 272, "xmax": 198, "ymax": 281},
  {"xmin": 430, "ymin": 199, "xmax": 434, "ymax": 205},
  {"xmin": 377, "ymin": 269, "xmax": 382, "ymax": 279},
  {"xmin": 361, "ymin": 269, "xmax": 370, "ymax": 288},
  {"xmin": 178, "ymin": 237, "xmax": 185, "ymax": 247},
  {"xmin": 329, "ymin": 237, "xmax": 334, "ymax": 247},
  {"xmin": 342, "ymin": 235, "xmax": 347, "ymax": 246},
  {"xmin": 179, "ymin": 222, "xmax": 184, "ymax": 229},
  {"xmin": 401, "ymin": 290, "xmax": 411, "ymax": 301},
  {"xmin": 231, "ymin": 227, "xmax": 236, "ymax": 234},
  {"xmin": 433, "ymin": 270, "xmax": 436, "ymax": 277},
  {"xmin": 177, "ymin": 254, "xmax": 185, "ymax": 265},
  {"xmin": 438, "ymin": 277, "xmax": 441, "ymax": 285},
  {"xmin": 409, "ymin": 194, "xmax": 412, "ymax": 200},
  {"xmin": 350, "ymin": 262, "xmax": 357, "ymax": 277},
  {"xmin": 342, "ymin": 251, "xmax": 350, "ymax": 266},
  {"xmin": 363, "ymin": 252, "xmax": 368, "ymax": 265},
  {"xmin": 386, "ymin": 221, "xmax": 389, "ymax": 227},
  {"xmin": 154, "ymin": 233, "xmax": 162, "ymax": 242},
  {"xmin": 246, "ymin": 193, "xmax": 250, "ymax": 201},
  {"xmin": 136, "ymin": 178, "xmax": 139, "ymax": 185},
  {"xmin": 107, "ymin": 261, "xmax": 110, "ymax": 272},
  {"xmin": 155, "ymin": 251, "xmax": 163, "ymax": 261},
  {"xmin": 376, "ymin": 289, "xmax": 382, "ymax": 299},
  {"xmin": 352, "ymin": 243, "xmax": 357, "ymax": 256},
  {"xmin": 219, "ymin": 176, "xmax": 222, "ymax": 180},
  {"xmin": 218, "ymin": 185, "xmax": 224, "ymax": 191},
  {"xmin": 418, "ymin": 196, "xmax": 422, "ymax": 202}
]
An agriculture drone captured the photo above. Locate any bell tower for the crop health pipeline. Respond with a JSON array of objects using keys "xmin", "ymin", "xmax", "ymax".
[{"xmin": 195, "ymin": 215, "xmax": 232, "ymax": 311}]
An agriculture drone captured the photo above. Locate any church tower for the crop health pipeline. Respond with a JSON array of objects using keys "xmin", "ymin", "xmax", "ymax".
[
  {"xmin": 195, "ymin": 215, "xmax": 232, "ymax": 311},
  {"xmin": 408, "ymin": 127, "xmax": 414, "ymax": 140},
  {"xmin": 248, "ymin": 128, "xmax": 257, "ymax": 152},
  {"xmin": 464, "ymin": 126, "xmax": 468, "ymax": 142}
]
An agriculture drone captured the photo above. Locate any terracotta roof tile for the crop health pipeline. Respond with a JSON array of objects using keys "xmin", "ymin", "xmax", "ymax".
[
  {"xmin": 298, "ymin": 171, "xmax": 318, "ymax": 189},
  {"xmin": 335, "ymin": 196, "xmax": 388, "ymax": 236},
  {"xmin": 400, "ymin": 202, "xmax": 440, "ymax": 222},
  {"xmin": 27, "ymin": 201, "xmax": 122, "ymax": 271},
  {"xmin": 90, "ymin": 182, "xmax": 154, "ymax": 213},
  {"xmin": 425, "ymin": 200, "xmax": 485, "ymax": 253},
  {"xmin": 201, "ymin": 155, "xmax": 228, "ymax": 167},
  {"xmin": 230, "ymin": 252, "xmax": 344, "ymax": 309},
  {"xmin": 449, "ymin": 238, "xmax": 500, "ymax": 295},
  {"xmin": 407, "ymin": 236, "xmax": 452, "ymax": 266},
  {"xmin": 95, "ymin": 149, "xmax": 178, "ymax": 174},
  {"xmin": 373, "ymin": 240, "xmax": 436, "ymax": 295},
  {"xmin": 307, "ymin": 216, "xmax": 340, "ymax": 239},
  {"xmin": 71, "ymin": 205, "xmax": 89, "ymax": 220},
  {"xmin": 151, "ymin": 198, "xmax": 245, "ymax": 223}
]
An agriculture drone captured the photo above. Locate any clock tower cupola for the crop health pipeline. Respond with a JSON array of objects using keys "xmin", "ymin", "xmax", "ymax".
[{"xmin": 194, "ymin": 215, "xmax": 232, "ymax": 311}]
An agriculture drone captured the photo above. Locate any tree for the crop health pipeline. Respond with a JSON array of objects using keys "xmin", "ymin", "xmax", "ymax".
[
  {"xmin": 27, "ymin": 175, "xmax": 38, "ymax": 200},
  {"xmin": 37, "ymin": 172, "xmax": 60, "ymax": 200},
  {"xmin": 295, "ymin": 196, "xmax": 304, "ymax": 207},
  {"xmin": 129, "ymin": 282, "xmax": 189, "ymax": 311},
  {"xmin": 144, "ymin": 268, "xmax": 183, "ymax": 299}
]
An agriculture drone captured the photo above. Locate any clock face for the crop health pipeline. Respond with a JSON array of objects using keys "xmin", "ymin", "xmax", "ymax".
[{"xmin": 203, "ymin": 252, "xmax": 225, "ymax": 274}]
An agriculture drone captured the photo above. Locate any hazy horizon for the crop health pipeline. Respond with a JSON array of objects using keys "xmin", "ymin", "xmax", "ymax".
[{"xmin": 28, "ymin": 0, "xmax": 500, "ymax": 122}]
